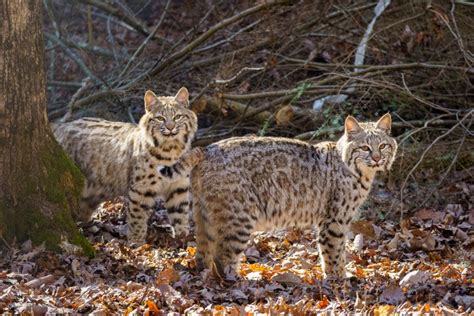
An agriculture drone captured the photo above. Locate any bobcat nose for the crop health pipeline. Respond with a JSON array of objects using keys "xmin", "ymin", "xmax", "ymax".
[
  {"xmin": 165, "ymin": 121, "xmax": 175, "ymax": 131},
  {"xmin": 372, "ymin": 153, "xmax": 381, "ymax": 162}
]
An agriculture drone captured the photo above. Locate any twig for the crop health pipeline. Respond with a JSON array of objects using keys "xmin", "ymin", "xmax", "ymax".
[
  {"xmin": 87, "ymin": 5, "xmax": 93, "ymax": 45},
  {"xmin": 279, "ymin": 57, "xmax": 474, "ymax": 73},
  {"xmin": 79, "ymin": 0, "xmax": 168, "ymax": 44},
  {"xmin": 47, "ymin": 81, "xmax": 84, "ymax": 88},
  {"xmin": 194, "ymin": 19, "xmax": 263, "ymax": 54},
  {"xmin": 313, "ymin": 0, "xmax": 391, "ymax": 111},
  {"xmin": 117, "ymin": 0, "xmax": 171, "ymax": 82},
  {"xmin": 148, "ymin": 0, "xmax": 290, "ymax": 77},
  {"xmin": 61, "ymin": 78, "xmax": 93, "ymax": 122},
  {"xmin": 215, "ymin": 67, "xmax": 265, "ymax": 85},
  {"xmin": 397, "ymin": 114, "xmax": 455, "ymax": 145},
  {"xmin": 295, "ymin": 119, "xmax": 463, "ymax": 140},
  {"xmin": 179, "ymin": 38, "xmax": 272, "ymax": 70},
  {"xmin": 432, "ymin": 2, "xmax": 474, "ymax": 66},
  {"xmin": 105, "ymin": 15, "xmax": 121, "ymax": 65},
  {"xmin": 43, "ymin": 0, "xmax": 60, "ymax": 37},
  {"xmin": 399, "ymin": 73, "xmax": 457, "ymax": 114},
  {"xmin": 61, "ymin": 37, "xmax": 126, "ymax": 60},
  {"xmin": 128, "ymin": 106, "xmax": 137, "ymax": 125},
  {"xmin": 220, "ymin": 60, "xmax": 473, "ymax": 104},
  {"xmin": 399, "ymin": 109, "xmax": 473, "ymax": 220},
  {"xmin": 0, "ymin": 231, "xmax": 12, "ymax": 252},
  {"xmin": 419, "ymin": 133, "xmax": 468, "ymax": 207},
  {"xmin": 74, "ymin": 90, "xmax": 125, "ymax": 108},
  {"xmin": 44, "ymin": 33, "xmax": 101, "ymax": 85}
]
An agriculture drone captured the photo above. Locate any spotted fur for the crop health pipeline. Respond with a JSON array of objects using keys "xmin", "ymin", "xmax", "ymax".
[
  {"xmin": 191, "ymin": 114, "xmax": 397, "ymax": 279},
  {"xmin": 52, "ymin": 87, "xmax": 199, "ymax": 244}
]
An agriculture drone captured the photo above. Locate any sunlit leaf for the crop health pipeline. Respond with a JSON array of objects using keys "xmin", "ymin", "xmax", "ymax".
[
  {"xmin": 156, "ymin": 268, "xmax": 180, "ymax": 285},
  {"xmin": 316, "ymin": 296, "xmax": 330, "ymax": 309}
]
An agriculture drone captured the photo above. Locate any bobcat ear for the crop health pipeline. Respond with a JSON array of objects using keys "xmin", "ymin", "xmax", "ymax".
[
  {"xmin": 144, "ymin": 90, "xmax": 159, "ymax": 112},
  {"xmin": 376, "ymin": 113, "xmax": 392, "ymax": 134},
  {"xmin": 175, "ymin": 87, "xmax": 189, "ymax": 106},
  {"xmin": 345, "ymin": 115, "xmax": 362, "ymax": 137}
]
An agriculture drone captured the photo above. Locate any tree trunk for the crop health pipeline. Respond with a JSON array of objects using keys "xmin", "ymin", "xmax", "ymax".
[{"xmin": 0, "ymin": 1, "xmax": 92, "ymax": 255}]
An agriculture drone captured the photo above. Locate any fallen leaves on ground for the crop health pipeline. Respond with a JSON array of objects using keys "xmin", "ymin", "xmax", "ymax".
[{"xmin": 0, "ymin": 200, "xmax": 472, "ymax": 314}]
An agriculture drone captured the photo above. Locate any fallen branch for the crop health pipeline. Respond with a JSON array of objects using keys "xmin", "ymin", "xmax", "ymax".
[
  {"xmin": 61, "ymin": 78, "xmax": 93, "ymax": 122},
  {"xmin": 116, "ymin": 0, "xmax": 171, "ymax": 82},
  {"xmin": 295, "ymin": 119, "xmax": 464, "ymax": 140},
  {"xmin": 25, "ymin": 274, "xmax": 55, "ymax": 288},
  {"xmin": 44, "ymin": 33, "xmax": 102, "ymax": 85},
  {"xmin": 193, "ymin": 96, "xmax": 272, "ymax": 124},
  {"xmin": 79, "ymin": 0, "xmax": 168, "ymax": 44},
  {"xmin": 148, "ymin": 0, "xmax": 290, "ymax": 77},
  {"xmin": 215, "ymin": 67, "xmax": 265, "ymax": 85},
  {"xmin": 399, "ymin": 109, "xmax": 473, "ymax": 220},
  {"xmin": 47, "ymin": 81, "xmax": 83, "ymax": 88},
  {"xmin": 313, "ymin": 0, "xmax": 391, "ymax": 111}
]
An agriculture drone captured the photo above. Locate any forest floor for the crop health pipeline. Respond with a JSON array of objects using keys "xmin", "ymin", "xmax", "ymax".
[
  {"xmin": 2, "ymin": 1, "xmax": 471, "ymax": 314},
  {"xmin": 1, "ymin": 182, "xmax": 472, "ymax": 315}
]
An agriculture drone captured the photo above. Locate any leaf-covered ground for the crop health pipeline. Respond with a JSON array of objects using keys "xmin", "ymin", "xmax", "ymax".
[{"xmin": 1, "ymin": 186, "xmax": 473, "ymax": 315}]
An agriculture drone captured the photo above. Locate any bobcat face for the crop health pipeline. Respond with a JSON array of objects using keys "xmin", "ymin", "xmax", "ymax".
[
  {"xmin": 338, "ymin": 113, "xmax": 397, "ymax": 173},
  {"xmin": 142, "ymin": 87, "xmax": 197, "ymax": 146}
]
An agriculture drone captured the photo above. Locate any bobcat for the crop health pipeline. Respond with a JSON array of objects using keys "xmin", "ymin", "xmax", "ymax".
[
  {"xmin": 52, "ymin": 87, "xmax": 199, "ymax": 244},
  {"xmin": 191, "ymin": 114, "xmax": 397, "ymax": 279}
]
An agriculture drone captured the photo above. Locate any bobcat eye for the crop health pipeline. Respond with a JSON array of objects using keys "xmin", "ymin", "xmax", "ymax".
[
  {"xmin": 155, "ymin": 116, "xmax": 165, "ymax": 122},
  {"xmin": 379, "ymin": 143, "xmax": 387, "ymax": 150},
  {"xmin": 360, "ymin": 145, "xmax": 370, "ymax": 151},
  {"xmin": 174, "ymin": 114, "xmax": 182, "ymax": 120}
]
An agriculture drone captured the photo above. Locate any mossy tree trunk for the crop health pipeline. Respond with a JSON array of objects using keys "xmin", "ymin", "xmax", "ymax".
[{"xmin": 0, "ymin": 1, "xmax": 93, "ymax": 255}]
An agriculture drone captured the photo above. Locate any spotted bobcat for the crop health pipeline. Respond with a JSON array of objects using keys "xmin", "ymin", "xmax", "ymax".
[
  {"xmin": 191, "ymin": 114, "xmax": 397, "ymax": 279},
  {"xmin": 52, "ymin": 87, "xmax": 199, "ymax": 244}
]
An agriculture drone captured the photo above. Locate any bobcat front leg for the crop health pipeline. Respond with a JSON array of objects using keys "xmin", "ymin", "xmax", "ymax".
[
  {"xmin": 159, "ymin": 147, "xmax": 204, "ymax": 238},
  {"xmin": 127, "ymin": 181, "xmax": 157, "ymax": 245},
  {"xmin": 317, "ymin": 219, "xmax": 348, "ymax": 278},
  {"xmin": 164, "ymin": 177, "xmax": 191, "ymax": 238}
]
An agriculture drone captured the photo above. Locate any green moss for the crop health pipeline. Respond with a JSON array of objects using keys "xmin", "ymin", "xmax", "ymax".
[
  {"xmin": 41, "ymin": 138, "xmax": 84, "ymax": 205},
  {"xmin": 0, "ymin": 135, "xmax": 94, "ymax": 257}
]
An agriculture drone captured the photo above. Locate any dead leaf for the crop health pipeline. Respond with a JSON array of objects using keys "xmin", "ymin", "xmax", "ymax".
[
  {"xmin": 246, "ymin": 271, "xmax": 263, "ymax": 281},
  {"xmin": 18, "ymin": 303, "xmax": 48, "ymax": 315},
  {"xmin": 354, "ymin": 292, "xmax": 365, "ymax": 310},
  {"xmin": 146, "ymin": 300, "xmax": 159, "ymax": 313},
  {"xmin": 414, "ymin": 208, "xmax": 445, "ymax": 222},
  {"xmin": 316, "ymin": 296, "xmax": 330, "ymax": 309},
  {"xmin": 386, "ymin": 233, "xmax": 399, "ymax": 251},
  {"xmin": 275, "ymin": 106, "xmax": 294, "ymax": 126},
  {"xmin": 353, "ymin": 234, "xmax": 364, "ymax": 252},
  {"xmin": 186, "ymin": 246, "xmax": 196, "ymax": 257},
  {"xmin": 271, "ymin": 272, "xmax": 302, "ymax": 285},
  {"xmin": 399, "ymin": 270, "xmax": 431, "ymax": 288},
  {"xmin": 404, "ymin": 228, "xmax": 436, "ymax": 252},
  {"xmin": 374, "ymin": 305, "xmax": 395, "ymax": 316},
  {"xmin": 351, "ymin": 220, "xmax": 376, "ymax": 239},
  {"xmin": 25, "ymin": 274, "xmax": 55, "ymax": 288},
  {"xmin": 380, "ymin": 284, "xmax": 405, "ymax": 305},
  {"xmin": 156, "ymin": 268, "xmax": 180, "ymax": 286},
  {"xmin": 355, "ymin": 266, "xmax": 367, "ymax": 278}
]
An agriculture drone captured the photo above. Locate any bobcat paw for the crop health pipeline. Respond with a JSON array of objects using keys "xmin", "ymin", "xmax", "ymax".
[
  {"xmin": 152, "ymin": 223, "xmax": 176, "ymax": 239},
  {"xmin": 188, "ymin": 147, "xmax": 205, "ymax": 167}
]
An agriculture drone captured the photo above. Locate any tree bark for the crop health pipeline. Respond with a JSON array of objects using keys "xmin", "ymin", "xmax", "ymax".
[{"xmin": 0, "ymin": 0, "xmax": 92, "ymax": 255}]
